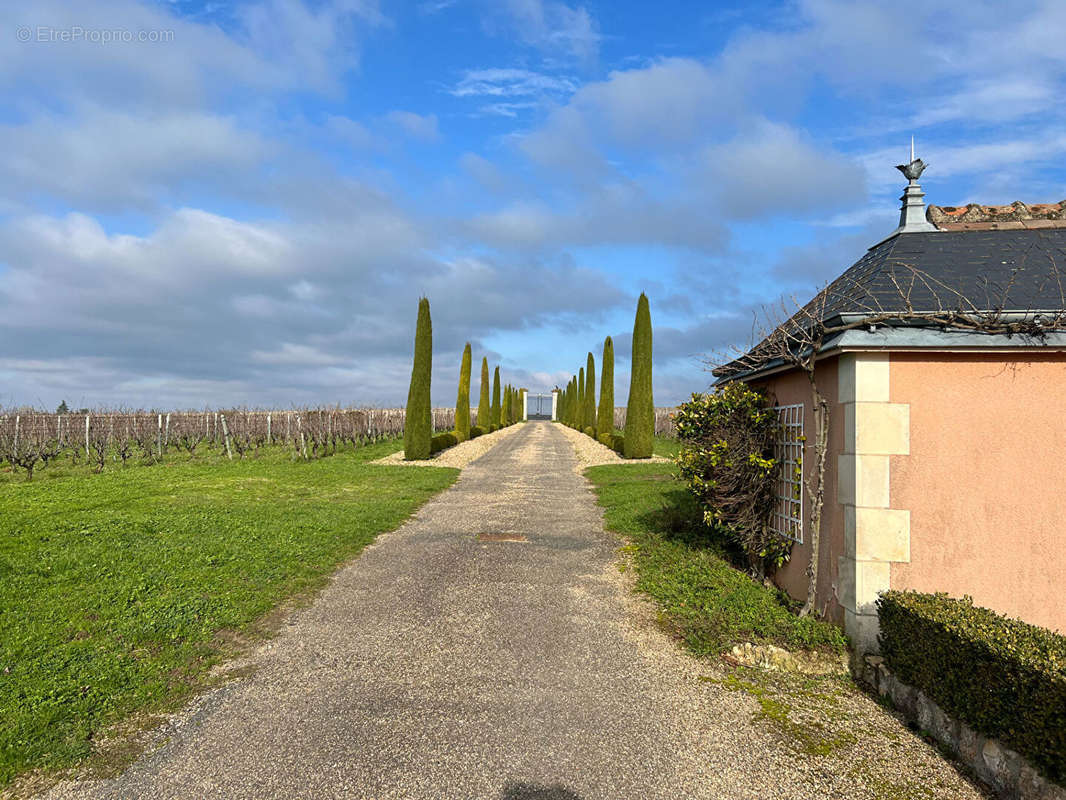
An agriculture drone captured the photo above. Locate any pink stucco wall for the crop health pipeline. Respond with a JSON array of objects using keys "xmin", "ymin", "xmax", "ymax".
[
  {"xmin": 753, "ymin": 358, "xmax": 845, "ymax": 623},
  {"xmin": 889, "ymin": 352, "xmax": 1066, "ymax": 634}
]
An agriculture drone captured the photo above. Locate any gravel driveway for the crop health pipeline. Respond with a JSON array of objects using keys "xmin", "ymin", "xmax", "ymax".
[{"xmin": 38, "ymin": 421, "xmax": 985, "ymax": 800}]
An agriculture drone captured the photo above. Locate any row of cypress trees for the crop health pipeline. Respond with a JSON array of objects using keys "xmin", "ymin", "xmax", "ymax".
[
  {"xmin": 403, "ymin": 297, "xmax": 523, "ymax": 460},
  {"xmin": 557, "ymin": 293, "xmax": 653, "ymax": 458}
]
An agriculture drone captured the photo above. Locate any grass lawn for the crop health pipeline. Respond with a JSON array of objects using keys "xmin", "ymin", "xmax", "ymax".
[
  {"xmin": 586, "ymin": 461, "xmax": 846, "ymax": 658},
  {"xmin": 0, "ymin": 440, "xmax": 457, "ymax": 787}
]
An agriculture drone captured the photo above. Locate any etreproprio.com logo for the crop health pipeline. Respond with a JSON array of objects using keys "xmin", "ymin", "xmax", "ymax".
[{"xmin": 16, "ymin": 25, "xmax": 175, "ymax": 44}]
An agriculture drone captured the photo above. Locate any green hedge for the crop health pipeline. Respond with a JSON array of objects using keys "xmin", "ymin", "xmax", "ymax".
[
  {"xmin": 610, "ymin": 434, "xmax": 625, "ymax": 454},
  {"xmin": 597, "ymin": 432, "xmax": 613, "ymax": 448},
  {"xmin": 878, "ymin": 591, "xmax": 1066, "ymax": 782},
  {"xmin": 583, "ymin": 425, "xmax": 595, "ymax": 438},
  {"xmin": 469, "ymin": 426, "xmax": 485, "ymax": 439},
  {"xmin": 430, "ymin": 432, "xmax": 459, "ymax": 455}
]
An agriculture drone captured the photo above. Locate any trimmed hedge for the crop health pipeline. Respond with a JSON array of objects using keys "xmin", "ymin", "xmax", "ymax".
[
  {"xmin": 878, "ymin": 591, "xmax": 1066, "ymax": 782},
  {"xmin": 597, "ymin": 432, "xmax": 613, "ymax": 448},
  {"xmin": 469, "ymin": 426, "xmax": 485, "ymax": 439},
  {"xmin": 430, "ymin": 432, "xmax": 459, "ymax": 454},
  {"xmin": 583, "ymin": 426, "xmax": 595, "ymax": 438},
  {"xmin": 610, "ymin": 433, "xmax": 625, "ymax": 454}
]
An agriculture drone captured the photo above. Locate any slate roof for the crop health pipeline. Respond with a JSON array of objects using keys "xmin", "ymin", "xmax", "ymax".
[
  {"xmin": 809, "ymin": 228, "xmax": 1066, "ymax": 319},
  {"xmin": 714, "ymin": 228, "xmax": 1066, "ymax": 379}
]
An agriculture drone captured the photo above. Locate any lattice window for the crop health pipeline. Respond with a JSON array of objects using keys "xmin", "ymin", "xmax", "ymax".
[{"xmin": 772, "ymin": 404, "xmax": 804, "ymax": 543}]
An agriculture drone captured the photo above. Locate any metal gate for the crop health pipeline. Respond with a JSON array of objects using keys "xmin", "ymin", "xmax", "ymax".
[{"xmin": 526, "ymin": 393, "xmax": 554, "ymax": 420}]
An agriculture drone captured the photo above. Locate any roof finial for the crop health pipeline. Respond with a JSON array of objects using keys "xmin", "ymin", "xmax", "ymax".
[{"xmin": 886, "ymin": 140, "xmax": 937, "ymax": 237}]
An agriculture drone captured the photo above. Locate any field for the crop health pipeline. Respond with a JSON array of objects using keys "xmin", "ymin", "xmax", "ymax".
[{"xmin": 0, "ymin": 439, "xmax": 458, "ymax": 787}]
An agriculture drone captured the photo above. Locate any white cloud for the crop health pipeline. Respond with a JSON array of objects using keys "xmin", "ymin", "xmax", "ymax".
[
  {"xmin": 490, "ymin": 0, "xmax": 600, "ymax": 62},
  {"xmin": 451, "ymin": 68, "xmax": 578, "ymax": 99},
  {"xmin": 0, "ymin": 107, "xmax": 273, "ymax": 211},
  {"xmin": 384, "ymin": 110, "xmax": 440, "ymax": 142}
]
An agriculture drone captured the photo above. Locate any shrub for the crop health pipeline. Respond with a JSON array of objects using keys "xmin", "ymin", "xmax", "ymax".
[
  {"xmin": 597, "ymin": 336, "xmax": 614, "ymax": 438},
  {"xmin": 674, "ymin": 384, "xmax": 787, "ymax": 576},
  {"xmin": 598, "ymin": 432, "xmax": 613, "ymax": 448},
  {"xmin": 623, "ymin": 293, "xmax": 654, "ymax": 458},
  {"xmin": 878, "ymin": 591, "xmax": 1066, "ymax": 782},
  {"xmin": 584, "ymin": 352, "xmax": 596, "ymax": 432},
  {"xmin": 403, "ymin": 297, "xmax": 433, "ymax": 460},
  {"xmin": 430, "ymin": 431, "xmax": 458, "ymax": 454},
  {"xmin": 611, "ymin": 433, "xmax": 625, "ymax": 454},
  {"xmin": 489, "ymin": 423, "xmax": 499, "ymax": 433},
  {"xmin": 582, "ymin": 425, "xmax": 595, "ymax": 438},
  {"xmin": 477, "ymin": 357, "xmax": 490, "ymax": 429},
  {"xmin": 469, "ymin": 426, "xmax": 485, "ymax": 439},
  {"xmin": 455, "ymin": 343, "xmax": 472, "ymax": 442}
]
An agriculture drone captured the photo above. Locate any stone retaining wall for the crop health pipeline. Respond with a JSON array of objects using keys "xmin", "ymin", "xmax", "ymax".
[{"xmin": 859, "ymin": 656, "xmax": 1064, "ymax": 800}]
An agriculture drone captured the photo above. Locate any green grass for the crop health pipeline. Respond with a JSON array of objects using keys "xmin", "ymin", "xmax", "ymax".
[
  {"xmin": 0, "ymin": 440, "xmax": 457, "ymax": 787},
  {"xmin": 585, "ymin": 462, "xmax": 846, "ymax": 657},
  {"xmin": 653, "ymin": 435, "xmax": 679, "ymax": 459}
]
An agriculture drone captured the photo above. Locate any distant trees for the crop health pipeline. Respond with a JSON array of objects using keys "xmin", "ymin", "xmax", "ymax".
[{"xmin": 554, "ymin": 294, "xmax": 653, "ymax": 459}]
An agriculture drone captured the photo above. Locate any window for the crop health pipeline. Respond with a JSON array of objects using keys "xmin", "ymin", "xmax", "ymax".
[{"xmin": 772, "ymin": 404, "xmax": 804, "ymax": 543}]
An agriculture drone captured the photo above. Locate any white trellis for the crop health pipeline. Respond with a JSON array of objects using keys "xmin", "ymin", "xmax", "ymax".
[{"xmin": 772, "ymin": 404, "xmax": 805, "ymax": 543}]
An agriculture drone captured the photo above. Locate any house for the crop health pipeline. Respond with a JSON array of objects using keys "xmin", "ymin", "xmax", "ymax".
[{"xmin": 714, "ymin": 157, "xmax": 1066, "ymax": 653}]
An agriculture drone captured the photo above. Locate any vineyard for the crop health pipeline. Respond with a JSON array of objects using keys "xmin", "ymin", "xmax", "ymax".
[
  {"xmin": 0, "ymin": 407, "xmax": 460, "ymax": 479},
  {"xmin": 614, "ymin": 407, "xmax": 676, "ymax": 438}
]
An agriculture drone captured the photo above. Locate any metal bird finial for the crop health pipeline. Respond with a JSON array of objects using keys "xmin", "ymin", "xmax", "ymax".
[{"xmin": 897, "ymin": 138, "xmax": 927, "ymax": 181}]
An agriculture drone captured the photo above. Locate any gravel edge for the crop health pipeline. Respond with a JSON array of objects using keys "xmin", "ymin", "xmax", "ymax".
[
  {"xmin": 552, "ymin": 422, "xmax": 671, "ymax": 469},
  {"xmin": 370, "ymin": 422, "xmax": 526, "ymax": 469}
]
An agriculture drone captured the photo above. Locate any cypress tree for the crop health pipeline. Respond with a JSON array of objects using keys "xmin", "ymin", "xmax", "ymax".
[
  {"xmin": 584, "ymin": 352, "xmax": 596, "ymax": 433},
  {"xmin": 455, "ymin": 342, "xmax": 472, "ymax": 441},
  {"xmin": 577, "ymin": 368, "xmax": 585, "ymax": 429},
  {"xmin": 491, "ymin": 366, "xmax": 501, "ymax": 427},
  {"xmin": 503, "ymin": 385, "xmax": 512, "ymax": 426},
  {"xmin": 477, "ymin": 358, "xmax": 490, "ymax": 428},
  {"xmin": 597, "ymin": 336, "xmax": 615, "ymax": 437},
  {"xmin": 403, "ymin": 297, "xmax": 433, "ymax": 460},
  {"xmin": 624, "ymin": 292, "xmax": 654, "ymax": 458}
]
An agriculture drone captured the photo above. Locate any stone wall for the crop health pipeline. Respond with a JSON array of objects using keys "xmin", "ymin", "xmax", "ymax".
[{"xmin": 858, "ymin": 655, "xmax": 1065, "ymax": 800}]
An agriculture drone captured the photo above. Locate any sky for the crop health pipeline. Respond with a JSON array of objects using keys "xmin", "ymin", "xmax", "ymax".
[{"xmin": 2, "ymin": 0, "xmax": 1065, "ymax": 410}]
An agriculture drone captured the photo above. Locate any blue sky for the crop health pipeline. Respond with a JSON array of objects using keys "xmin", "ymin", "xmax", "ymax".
[{"xmin": 1, "ymin": 0, "xmax": 1065, "ymax": 409}]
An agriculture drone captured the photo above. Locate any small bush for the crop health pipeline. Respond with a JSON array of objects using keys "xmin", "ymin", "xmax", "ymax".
[
  {"xmin": 611, "ymin": 434, "xmax": 625, "ymax": 454},
  {"xmin": 878, "ymin": 591, "xmax": 1066, "ymax": 782},
  {"xmin": 583, "ymin": 426, "xmax": 595, "ymax": 438},
  {"xmin": 430, "ymin": 432, "xmax": 458, "ymax": 454},
  {"xmin": 597, "ymin": 432, "xmax": 613, "ymax": 448},
  {"xmin": 489, "ymin": 423, "xmax": 499, "ymax": 433},
  {"xmin": 674, "ymin": 384, "xmax": 789, "ymax": 577},
  {"xmin": 469, "ymin": 426, "xmax": 485, "ymax": 439}
]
